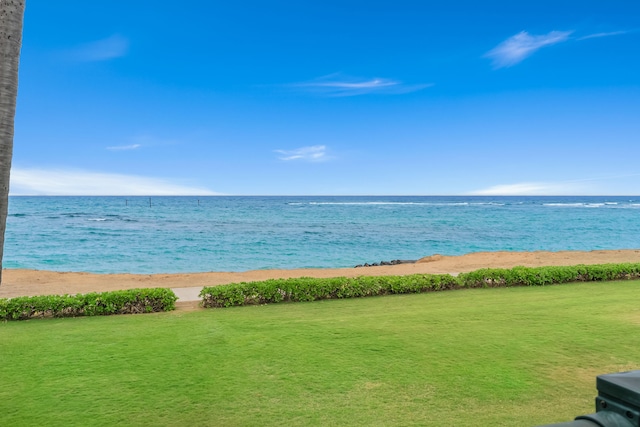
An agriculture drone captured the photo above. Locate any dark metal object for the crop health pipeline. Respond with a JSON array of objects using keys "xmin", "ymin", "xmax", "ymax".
[{"xmin": 540, "ymin": 371, "xmax": 640, "ymax": 427}]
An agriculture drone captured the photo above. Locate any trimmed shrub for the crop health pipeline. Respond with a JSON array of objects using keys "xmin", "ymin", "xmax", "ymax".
[
  {"xmin": 200, "ymin": 274, "xmax": 460, "ymax": 308},
  {"xmin": 0, "ymin": 288, "xmax": 178, "ymax": 321},
  {"xmin": 457, "ymin": 263, "xmax": 640, "ymax": 288},
  {"xmin": 200, "ymin": 262, "xmax": 640, "ymax": 309}
]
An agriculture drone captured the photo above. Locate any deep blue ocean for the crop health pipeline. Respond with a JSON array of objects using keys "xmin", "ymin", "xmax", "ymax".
[{"xmin": 4, "ymin": 196, "xmax": 640, "ymax": 274}]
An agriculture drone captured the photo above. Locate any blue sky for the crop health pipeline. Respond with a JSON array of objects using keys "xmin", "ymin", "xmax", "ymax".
[{"xmin": 10, "ymin": 0, "xmax": 640, "ymax": 195}]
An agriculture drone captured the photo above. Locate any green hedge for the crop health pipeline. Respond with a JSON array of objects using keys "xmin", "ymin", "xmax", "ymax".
[
  {"xmin": 200, "ymin": 274, "xmax": 460, "ymax": 308},
  {"xmin": 200, "ymin": 263, "xmax": 640, "ymax": 308},
  {"xmin": 458, "ymin": 263, "xmax": 640, "ymax": 288},
  {"xmin": 0, "ymin": 288, "xmax": 178, "ymax": 321}
]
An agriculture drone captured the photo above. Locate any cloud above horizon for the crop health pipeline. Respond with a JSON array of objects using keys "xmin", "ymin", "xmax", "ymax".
[
  {"xmin": 291, "ymin": 74, "xmax": 432, "ymax": 96},
  {"xmin": 471, "ymin": 173, "xmax": 640, "ymax": 196},
  {"xmin": 469, "ymin": 182, "xmax": 583, "ymax": 196},
  {"xmin": 106, "ymin": 144, "xmax": 141, "ymax": 151},
  {"xmin": 66, "ymin": 34, "xmax": 129, "ymax": 62},
  {"xmin": 275, "ymin": 145, "xmax": 328, "ymax": 162},
  {"xmin": 485, "ymin": 30, "xmax": 573, "ymax": 68},
  {"xmin": 10, "ymin": 168, "xmax": 219, "ymax": 196}
]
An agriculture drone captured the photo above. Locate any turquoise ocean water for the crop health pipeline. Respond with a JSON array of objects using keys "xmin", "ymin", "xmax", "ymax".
[{"xmin": 5, "ymin": 196, "xmax": 640, "ymax": 274}]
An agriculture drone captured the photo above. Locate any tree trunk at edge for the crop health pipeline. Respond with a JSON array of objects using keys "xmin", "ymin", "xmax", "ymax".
[{"xmin": 0, "ymin": 1, "xmax": 26, "ymax": 285}]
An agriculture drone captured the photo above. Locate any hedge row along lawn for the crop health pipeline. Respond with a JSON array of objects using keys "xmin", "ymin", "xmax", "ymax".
[
  {"xmin": 200, "ymin": 262, "xmax": 640, "ymax": 308},
  {"xmin": 3, "ymin": 263, "xmax": 638, "ymax": 321},
  {"xmin": 1, "ymin": 280, "xmax": 639, "ymax": 426},
  {"xmin": 0, "ymin": 288, "xmax": 178, "ymax": 320}
]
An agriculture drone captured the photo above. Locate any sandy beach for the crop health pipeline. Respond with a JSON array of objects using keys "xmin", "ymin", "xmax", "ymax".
[{"xmin": 1, "ymin": 249, "xmax": 639, "ymax": 299}]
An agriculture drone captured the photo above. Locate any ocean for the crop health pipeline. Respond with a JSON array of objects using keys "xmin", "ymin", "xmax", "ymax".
[{"xmin": 4, "ymin": 195, "xmax": 640, "ymax": 274}]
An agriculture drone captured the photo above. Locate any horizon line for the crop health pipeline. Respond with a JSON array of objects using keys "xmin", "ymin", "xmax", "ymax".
[{"xmin": 8, "ymin": 194, "xmax": 640, "ymax": 197}]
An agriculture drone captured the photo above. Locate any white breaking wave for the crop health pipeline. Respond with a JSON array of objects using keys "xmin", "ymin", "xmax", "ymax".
[
  {"xmin": 543, "ymin": 202, "xmax": 628, "ymax": 208},
  {"xmin": 288, "ymin": 202, "xmax": 505, "ymax": 207}
]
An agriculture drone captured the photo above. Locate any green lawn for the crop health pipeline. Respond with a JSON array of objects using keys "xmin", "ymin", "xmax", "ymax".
[{"xmin": 2, "ymin": 280, "xmax": 640, "ymax": 426}]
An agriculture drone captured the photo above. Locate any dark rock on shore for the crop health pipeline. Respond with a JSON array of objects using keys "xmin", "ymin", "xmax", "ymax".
[{"xmin": 354, "ymin": 259, "xmax": 417, "ymax": 268}]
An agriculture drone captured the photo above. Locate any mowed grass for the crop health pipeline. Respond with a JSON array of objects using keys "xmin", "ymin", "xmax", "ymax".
[{"xmin": 2, "ymin": 281, "xmax": 640, "ymax": 426}]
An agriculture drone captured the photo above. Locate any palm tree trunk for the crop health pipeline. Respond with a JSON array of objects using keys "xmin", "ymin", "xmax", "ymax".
[{"xmin": 0, "ymin": 1, "xmax": 26, "ymax": 285}]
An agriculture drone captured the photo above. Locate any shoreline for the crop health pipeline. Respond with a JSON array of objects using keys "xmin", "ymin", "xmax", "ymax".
[{"xmin": 1, "ymin": 249, "xmax": 640, "ymax": 299}]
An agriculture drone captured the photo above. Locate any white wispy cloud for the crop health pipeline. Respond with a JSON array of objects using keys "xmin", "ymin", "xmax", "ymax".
[
  {"xmin": 106, "ymin": 144, "xmax": 142, "ymax": 151},
  {"xmin": 291, "ymin": 74, "xmax": 432, "ymax": 96},
  {"xmin": 10, "ymin": 168, "xmax": 219, "ymax": 196},
  {"xmin": 578, "ymin": 30, "xmax": 629, "ymax": 41},
  {"xmin": 471, "ymin": 173, "xmax": 640, "ymax": 196},
  {"xmin": 275, "ymin": 145, "xmax": 328, "ymax": 162},
  {"xmin": 469, "ymin": 182, "xmax": 582, "ymax": 196},
  {"xmin": 67, "ymin": 34, "xmax": 129, "ymax": 62},
  {"xmin": 485, "ymin": 30, "xmax": 573, "ymax": 68},
  {"xmin": 106, "ymin": 135, "xmax": 181, "ymax": 152}
]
